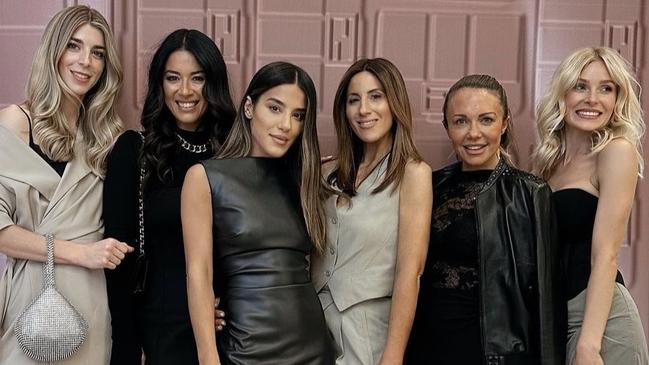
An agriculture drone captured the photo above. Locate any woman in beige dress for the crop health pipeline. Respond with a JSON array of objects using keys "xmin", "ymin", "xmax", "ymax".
[
  {"xmin": 311, "ymin": 58, "xmax": 432, "ymax": 365},
  {"xmin": 0, "ymin": 5, "xmax": 132, "ymax": 364}
]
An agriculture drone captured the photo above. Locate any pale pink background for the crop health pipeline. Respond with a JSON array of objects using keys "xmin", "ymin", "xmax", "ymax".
[{"xmin": 1, "ymin": 0, "xmax": 648, "ymax": 342}]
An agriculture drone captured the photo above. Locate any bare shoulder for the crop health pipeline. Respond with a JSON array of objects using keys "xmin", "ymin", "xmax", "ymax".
[
  {"xmin": 185, "ymin": 163, "xmax": 208, "ymax": 184},
  {"xmin": 400, "ymin": 159, "xmax": 432, "ymax": 196},
  {"xmin": 403, "ymin": 159, "xmax": 432, "ymax": 183},
  {"xmin": 597, "ymin": 138, "xmax": 638, "ymax": 186},
  {"xmin": 598, "ymin": 138, "xmax": 637, "ymax": 174},
  {"xmin": 600, "ymin": 138, "xmax": 636, "ymax": 160},
  {"xmin": 0, "ymin": 104, "xmax": 30, "ymax": 137}
]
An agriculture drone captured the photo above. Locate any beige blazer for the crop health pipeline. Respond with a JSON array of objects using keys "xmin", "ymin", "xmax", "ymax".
[{"xmin": 0, "ymin": 125, "xmax": 111, "ymax": 364}]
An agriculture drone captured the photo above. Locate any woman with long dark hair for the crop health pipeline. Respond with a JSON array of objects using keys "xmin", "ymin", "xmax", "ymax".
[
  {"xmin": 103, "ymin": 29, "xmax": 235, "ymax": 365},
  {"xmin": 182, "ymin": 61, "xmax": 334, "ymax": 364},
  {"xmin": 311, "ymin": 58, "xmax": 432, "ymax": 364}
]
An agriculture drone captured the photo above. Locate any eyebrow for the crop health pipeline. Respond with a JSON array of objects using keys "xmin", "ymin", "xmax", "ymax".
[
  {"xmin": 348, "ymin": 88, "xmax": 384, "ymax": 97},
  {"xmin": 266, "ymin": 97, "xmax": 306, "ymax": 111},
  {"xmin": 70, "ymin": 37, "xmax": 105, "ymax": 50},
  {"xmin": 577, "ymin": 78, "xmax": 615, "ymax": 84},
  {"xmin": 164, "ymin": 70, "xmax": 205, "ymax": 75},
  {"xmin": 265, "ymin": 97, "xmax": 285, "ymax": 106},
  {"xmin": 453, "ymin": 112, "xmax": 497, "ymax": 117}
]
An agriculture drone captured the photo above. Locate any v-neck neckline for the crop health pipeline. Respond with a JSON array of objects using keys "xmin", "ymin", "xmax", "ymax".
[{"xmin": 355, "ymin": 152, "xmax": 390, "ymax": 191}]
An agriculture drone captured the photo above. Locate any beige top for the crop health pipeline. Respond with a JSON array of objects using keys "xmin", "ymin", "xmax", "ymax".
[
  {"xmin": 312, "ymin": 156, "xmax": 400, "ymax": 311},
  {"xmin": 0, "ymin": 125, "xmax": 111, "ymax": 364}
]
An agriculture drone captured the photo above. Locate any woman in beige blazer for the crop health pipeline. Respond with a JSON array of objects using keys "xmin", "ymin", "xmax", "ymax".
[{"xmin": 0, "ymin": 5, "xmax": 132, "ymax": 364}]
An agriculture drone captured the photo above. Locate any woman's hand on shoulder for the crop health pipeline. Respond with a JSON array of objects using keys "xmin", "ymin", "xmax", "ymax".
[{"xmin": 0, "ymin": 104, "xmax": 30, "ymax": 143}]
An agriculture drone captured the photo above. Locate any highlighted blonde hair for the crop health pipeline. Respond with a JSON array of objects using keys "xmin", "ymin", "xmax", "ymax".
[
  {"xmin": 26, "ymin": 5, "xmax": 123, "ymax": 176},
  {"xmin": 532, "ymin": 47, "xmax": 644, "ymax": 179}
]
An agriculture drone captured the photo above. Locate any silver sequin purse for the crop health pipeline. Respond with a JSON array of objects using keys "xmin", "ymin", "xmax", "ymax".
[{"xmin": 14, "ymin": 234, "xmax": 89, "ymax": 362}]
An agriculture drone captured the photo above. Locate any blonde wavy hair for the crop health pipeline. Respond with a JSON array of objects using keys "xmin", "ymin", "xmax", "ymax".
[
  {"xmin": 26, "ymin": 5, "xmax": 123, "ymax": 176},
  {"xmin": 532, "ymin": 47, "xmax": 644, "ymax": 179}
]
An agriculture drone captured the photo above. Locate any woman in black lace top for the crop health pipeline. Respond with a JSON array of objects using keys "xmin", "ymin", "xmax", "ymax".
[
  {"xmin": 406, "ymin": 75, "xmax": 565, "ymax": 365},
  {"xmin": 103, "ymin": 29, "xmax": 236, "ymax": 365}
]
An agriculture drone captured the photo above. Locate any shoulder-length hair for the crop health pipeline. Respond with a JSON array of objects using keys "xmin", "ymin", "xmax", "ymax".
[
  {"xmin": 140, "ymin": 28, "xmax": 236, "ymax": 185},
  {"xmin": 329, "ymin": 58, "xmax": 422, "ymax": 196},
  {"xmin": 441, "ymin": 74, "xmax": 517, "ymax": 166},
  {"xmin": 532, "ymin": 47, "xmax": 644, "ymax": 179},
  {"xmin": 218, "ymin": 61, "xmax": 329, "ymax": 253},
  {"xmin": 26, "ymin": 4, "xmax": 123, "ymax": 176}
]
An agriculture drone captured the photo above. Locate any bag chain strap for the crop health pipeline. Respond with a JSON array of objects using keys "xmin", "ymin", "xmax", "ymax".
[
  {"xmin": 137, "ymin": 132, "xmax": 145, "ymax": 256},
  {"xmin": 43, "ymin": 233, "xmax": 55, "ymax": 288}
]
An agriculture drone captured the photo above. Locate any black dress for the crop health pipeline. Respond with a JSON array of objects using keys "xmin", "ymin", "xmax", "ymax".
[
  {"xmin": 407, "ymin": 169, "xmax": 490, "ymax": 364},
  {"xmin": 103, "ymin": 128, "xmax": 212, "ymax": 365},
  {"xmin": 201, "ymin": 157, "xmax": 334, "ymax": 365}
]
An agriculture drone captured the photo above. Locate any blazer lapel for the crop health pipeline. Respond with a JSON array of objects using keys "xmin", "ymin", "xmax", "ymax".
[
  {"xmin": 0, "ymin": 124, "xmax": 59, "ymax": 201},
  {"xmin": 44, "ymin": 129, "xmax": 94, "ymax": 217}
]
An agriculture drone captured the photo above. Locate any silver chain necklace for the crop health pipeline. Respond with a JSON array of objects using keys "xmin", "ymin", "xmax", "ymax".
[{"xmin": 175, "ymin": 133, "xmax": 210, "ymax": 153}]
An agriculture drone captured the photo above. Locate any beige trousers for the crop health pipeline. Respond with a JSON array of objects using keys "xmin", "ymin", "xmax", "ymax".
[
  {"xmin": 318, "ymin": 287, "xmax": 391, "ymax": 365},
  {"xmin": 567, "ymin": 283, "xmax": 649, "ymax": 364}
]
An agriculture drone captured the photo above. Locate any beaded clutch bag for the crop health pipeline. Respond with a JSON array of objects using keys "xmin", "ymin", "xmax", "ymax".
[{"xmin": 14, "ymin": 234, "xmax": 88, "ymax": 362}]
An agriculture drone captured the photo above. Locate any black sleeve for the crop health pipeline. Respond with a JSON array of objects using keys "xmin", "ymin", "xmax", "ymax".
[
  {"xmin": 103, "ymin": 130, "xmax": 143, "ymax": 365},
  {"xmin": 532, "ymin": 183, "xmax": 567, "ymax": 365}
]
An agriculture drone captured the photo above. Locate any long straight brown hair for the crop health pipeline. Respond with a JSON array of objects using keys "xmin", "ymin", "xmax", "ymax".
[{"xmin": 329, "ymin": 58, "xmax": 422, "ymax": 196}]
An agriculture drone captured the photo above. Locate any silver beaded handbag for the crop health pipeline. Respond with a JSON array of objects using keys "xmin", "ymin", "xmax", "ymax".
[{"xmin": 14, "ymin": 234, "xmax": 88, "ymax": 362}]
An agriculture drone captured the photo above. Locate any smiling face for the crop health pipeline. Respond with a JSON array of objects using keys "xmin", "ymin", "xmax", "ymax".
[
  {"xmin": 445, "ymin": 87, "xmax": 508, "ymax": 171},
  {"xmin": 57, "ymin": 23, "xmax": 106, "ymax": 99},
  {"xmin": 563, "ymin": 60, "xmax": 617, "ymax": 134},
  {"xmin": 248, "ymin": 83, "xmax": 306, "ymax": 158},
  {"xmin": 345, "ymin": 71, "xmax": 394, "ymax": 150},
  {"xmin": 163, "ymin": 49, "xmax": 207, "ymax": 131}
]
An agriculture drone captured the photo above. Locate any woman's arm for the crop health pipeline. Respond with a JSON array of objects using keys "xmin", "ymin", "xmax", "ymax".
[
  {"xmin": 574, "ymin": 139, "xmax": 638, "ymax": 365},
  {"xmin": 379, "ymin": 161, "xmax": 432, "ymax": 365},
  {"xmin": 0, "ymin": 225, "xmax": 131, "ymax": 268},
  {"xmin": 182, "ymin": 164, "xmax": 220, "ymax": 365},
  {"xmin": 102, "ymin": 131, "xmax": 143, "ymax": 365},
  {"xmin": 0, "ymin": 105, "xmax": 133, "ymax": 269}
]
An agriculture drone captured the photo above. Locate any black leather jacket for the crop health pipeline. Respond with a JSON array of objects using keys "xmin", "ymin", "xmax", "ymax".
[{"xmin": 417, "ymin": 160, "xmax": 566, "ymax": 365}]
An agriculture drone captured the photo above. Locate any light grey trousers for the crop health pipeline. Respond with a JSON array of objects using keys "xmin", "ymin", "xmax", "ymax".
[{"xmin": 567, "ymin": 283, "xmax": 649, "ymax": 364}]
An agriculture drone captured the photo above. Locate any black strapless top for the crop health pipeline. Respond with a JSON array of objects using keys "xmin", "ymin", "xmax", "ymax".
[{"xmin": 552, "ymin": 188, "xmax": 624, "ymax": 300}]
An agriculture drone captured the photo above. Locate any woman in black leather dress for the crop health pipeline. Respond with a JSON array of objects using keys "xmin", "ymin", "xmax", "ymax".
[
  {"xmin": 406, "ymin": 75, "xmax": 565, "ymax": 365},
  {"xmin": 103, "ymin": 29, "xmax": 235, "ymax": 364},
  {"xmin": 182, "ymin": 61, "xmax": 334, "ymax": 365}
]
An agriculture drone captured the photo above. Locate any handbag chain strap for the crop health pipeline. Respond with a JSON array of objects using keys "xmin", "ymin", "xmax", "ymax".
[
  {"xmin": 43, "ymin": 233, "xmax": 55, "ymax": 288},
  {"xmin": 137, "ymin": 132, "xmax": 146, "ymax": 256}
]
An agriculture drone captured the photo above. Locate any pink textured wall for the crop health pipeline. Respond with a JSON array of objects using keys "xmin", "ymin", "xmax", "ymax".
[{"xmin": 1, "ymin": 0, "xmax": 648, "ymax": 342}]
